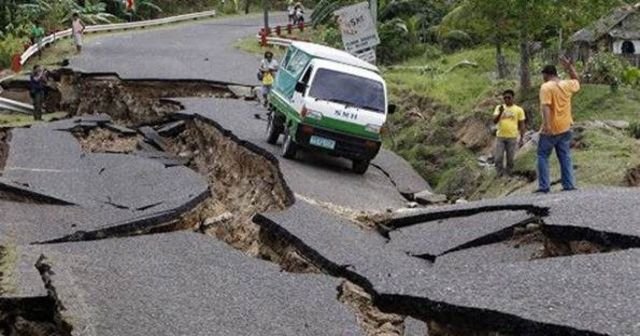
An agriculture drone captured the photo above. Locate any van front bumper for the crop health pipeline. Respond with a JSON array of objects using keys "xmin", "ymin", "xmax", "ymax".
[{"xmin": 295, "ymin": 124, "xmax": 381, "ymax": 161}]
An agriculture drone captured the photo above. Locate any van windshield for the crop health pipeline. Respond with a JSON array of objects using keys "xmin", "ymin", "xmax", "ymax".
[{"xmin": 308, "ymin": 68, "xmax": 385, "ymax": 113}]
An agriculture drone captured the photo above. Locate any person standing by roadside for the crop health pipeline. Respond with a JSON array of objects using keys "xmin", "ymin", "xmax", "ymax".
[
  {"xmin": 31, "ymin": 21, "xmax": 45, "ymax": 59},
  {"xmin": 536, "ymin": 56, "xmax": 580, "ymax": 193},
  {"xmin": 287, "ymin": 0, "xmax": 296, "ymax": 24},
  {"xmin": 71, "ymin": 13, "xmax": 86, "ymax": 54},
  {"xmin": 29, "ymin": 65, "xmax": 48, "ymax": 121},
  {"xmin": 493, "ymin": 89, "xmax": 526, "ymax": 177},
  {"xmin": 259, "ymin": 51, "xmax": 279, "ymax": 108}
]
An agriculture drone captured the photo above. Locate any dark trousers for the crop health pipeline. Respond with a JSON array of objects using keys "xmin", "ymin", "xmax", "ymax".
[
  {"xmin": 32, "ymin": 91, "xmax": 44, "ymax": 121},
  {"xmin": 537, "ymin": 131, "xmax": 575, "ymax": 191},
  {"xmin": 495, "ymin": 137, "xmax": 516, "ymax": 176}
]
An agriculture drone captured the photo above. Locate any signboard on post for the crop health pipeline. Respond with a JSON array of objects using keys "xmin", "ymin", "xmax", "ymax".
[{"xmin": 334, "ymin": 2, "xmax": 380, "ymax": 63}]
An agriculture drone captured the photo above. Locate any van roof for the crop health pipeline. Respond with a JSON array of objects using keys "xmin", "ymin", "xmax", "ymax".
[
  {"xmin": 311, "ymin": 58, "xmax": 385, "ymax": 84},
  {"xmin": 290, "ymin": 41, "xmax": 379, "ymax": 73}
]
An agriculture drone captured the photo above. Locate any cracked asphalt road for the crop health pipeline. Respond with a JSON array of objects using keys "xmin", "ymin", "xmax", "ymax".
[
  {"xmin": 175, "ymin": 98, "xmax": 423, "ymax": 210},
  {"xmin": 1, "ymin": 11, "xmax": 639, "ymax": 336}
]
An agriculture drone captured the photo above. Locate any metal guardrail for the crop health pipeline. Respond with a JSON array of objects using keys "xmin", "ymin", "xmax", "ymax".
[
  {"xmin": 0, "ymin": 97, "xmax": 33, "ymax": 114},
  {"xmin": 19, "ymin": 10, "xmax": 217, "ymax": 66},
  {"xmin": 264, "ymin": 37, "xmax": 295, "ymax": 47}
]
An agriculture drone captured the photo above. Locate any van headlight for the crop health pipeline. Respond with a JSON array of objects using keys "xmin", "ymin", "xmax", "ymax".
[
  {"xmin": 365, "ymin": 124, "xmax": 382, "ymax": 133},
  {"xmin": 306, "ymin": 110, "xmax": 323, "ymax": 120}
]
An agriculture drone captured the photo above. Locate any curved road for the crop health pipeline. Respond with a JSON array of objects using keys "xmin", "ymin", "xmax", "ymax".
[
  {"xmin": 71, "ymin": 13, "xmax": 286, "ymax": 85},
  {"xmin": 2, "ymin": 11, "xmax": 637, "ymax": 336},
  {"xmin": 71, "ymin": 12, "xmax": 430, "ymax": 211}
]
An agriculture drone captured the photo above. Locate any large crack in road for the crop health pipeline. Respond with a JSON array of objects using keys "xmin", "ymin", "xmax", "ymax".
[
  {"xmin": 3, "ymin": 70, "xmax": 640, "ymax": 335},
  {"xmin": 1, "ymin": 73, "xmax": 416, "ymax": 336}
]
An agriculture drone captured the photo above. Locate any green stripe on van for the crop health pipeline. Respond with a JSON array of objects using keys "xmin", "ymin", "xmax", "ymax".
[{"xmin": 305, "ymin": 116, "xmax": 380, "ymax": 140}]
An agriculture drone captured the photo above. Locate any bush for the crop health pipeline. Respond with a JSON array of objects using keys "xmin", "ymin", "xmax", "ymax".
[
  {"xmin": 440, "ymin": 29, "xmax": 471, "ymax": 52},
  {"xmin": 377, "ymin": 18, "xmax": 425, "ymax": 64},
  {"xmin": 621, "ymin": 67, "xmax": 640, "ymax": 88},
  {"xmin": 319, "ymin": 26, "xmax": 342, "ymax": 49},
  {"xmin": 0, "ymin": 33, "xmax": 27, "ymax": 69},
  {"xmin": 583, "ymin": 52, "xmax": 628, "ymax": 85},
  {"xmin": 629, "ymin": 121, "xmax": 640, "ymax": 139}
]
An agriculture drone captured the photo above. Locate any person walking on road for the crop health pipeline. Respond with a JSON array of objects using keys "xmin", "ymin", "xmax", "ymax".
[
  {"xmin": 71, "ymin": 13, "xmax": 86, "ymax": 54},
  {"xmin": 536, "ymin": 56, "xmax": 580, "ymax": 193},
  {"xmin": 31, "ymin": 21, "xmax": 45, "ymax": 59},
  {"xmin": 29, "ymin": 65, "xmax": 48, "ymax": 121},
  {"xmin": 493, "ymin": 89, "xmax": 526, "ymax": 177},
  {"xmin": 259, "ymin": 51, "xmax": 279, "ymax": 108}
]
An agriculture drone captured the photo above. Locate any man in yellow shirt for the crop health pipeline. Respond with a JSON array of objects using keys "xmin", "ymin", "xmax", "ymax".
[
  {"xmin": 493, "ymin": 89, "xmax": 526, "ymax": 177},
  {"xmin": 536, "ymin": 56, "xmax": 580, "ymax": 193}
]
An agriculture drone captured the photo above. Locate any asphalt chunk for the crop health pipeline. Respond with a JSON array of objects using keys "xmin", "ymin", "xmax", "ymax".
[{"xmin": 34, "ymin": 232, "xmax": 364, "ymax": 336}]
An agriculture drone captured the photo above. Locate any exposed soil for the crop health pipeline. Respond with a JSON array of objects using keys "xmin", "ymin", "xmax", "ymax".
[
  {"xmin": 166, "ymin": 118, "xmax": 293, "ymax": 257},
  {"xmin": 624, "ymin": 164, "xmax": 640, "ymax": 187},
  {"xmin": 74, "ymin": 128, "xmax": 140, "ymax": 153},
  {"xmin": 32, "ymin": 72, "xmax": 238, "ymax": 127},
  {"xmin": 541, "ymin": 239, "xmax": 610, "ymax": 258},
  {"xmin": 0, "ymin": 130, "xmax": 9, "ymax": 174},
  {"xmin": 338, "ymin": 281, "xmax": 405, "ymax": 336}
]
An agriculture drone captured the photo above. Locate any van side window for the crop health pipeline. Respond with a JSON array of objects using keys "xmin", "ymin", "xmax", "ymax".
[
  {"xmin": 300, "ymin": 66, "xmax": 313, "ymax": 84},
  {"xmin": 281, "ymin": 49, "xmax": 293, "ymax": 68},
  {"xmin": 285, "ymin": 51, "xmax": 311, "ymax": 78}
]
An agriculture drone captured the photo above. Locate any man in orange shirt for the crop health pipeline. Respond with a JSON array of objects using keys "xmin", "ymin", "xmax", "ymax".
[{"xmin": 536, "ymin": 56, "xmax": 580, "ymax": 193}]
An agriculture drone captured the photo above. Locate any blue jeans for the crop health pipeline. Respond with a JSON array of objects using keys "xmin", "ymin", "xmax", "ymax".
[{"xmin": 537, "ymin": 131, "xmax": 575, "ymax": 191}]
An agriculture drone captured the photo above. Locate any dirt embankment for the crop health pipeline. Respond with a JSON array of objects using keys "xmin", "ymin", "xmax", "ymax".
[{"xmin": 167, "ymin": 119, "xmax": 293, "ymax": 257}]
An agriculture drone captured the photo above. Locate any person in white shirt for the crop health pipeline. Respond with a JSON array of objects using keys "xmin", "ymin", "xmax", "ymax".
[
  {"xmin": 258, "ymin": 51, "xmax": 279, "ymax": 107},
  {"xmin": 71, "ymin": 13, "xmax": 86, "ymax": 53}
]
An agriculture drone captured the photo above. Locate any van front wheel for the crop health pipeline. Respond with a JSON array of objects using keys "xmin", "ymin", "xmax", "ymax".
[
  {"xmin": 266, "ymin": 114, "xmax": 283, "ymax": 144},
  {"xmin": 282, "ymin": 132, "xmax": 298, "ymax": 159},
  {"xmin": 352, "ymin": 159, "xmax": 370, "ymax": 175}
]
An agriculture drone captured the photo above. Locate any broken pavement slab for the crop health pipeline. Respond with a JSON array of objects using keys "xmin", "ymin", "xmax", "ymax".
[
  {"xmin": 371, "ymin": 150, "xmax": 431, "ymax": 197},
  {"xmin": 138, "ymin": 125, "xmax": 169, "ymax": 152},
  {"xmin": 4, "ymin": 127, "xmax": 207, "ymax": 209},
  {"xmin": 228, "ymin": 85, "xmax": 256, "ymax": 99},
  {"xmin": 413, "ymin": 189, "xmax": 447, "ymax": 205},
  {"xmin": 386, "ymin": 210, "xmax": 535, "ymax": 260},
  {"xmin": 34, "ymin": 232, "xmax": 364, "ymax": 336},
  {"xmin": 254, "ymin": 200, "xmax": 432, "ymax": 291},
  {"xmin": 156, "ymin": 120, "xmax": 186, "ymax": 137},
  {"xmin": 380, "ymin": 249, "xmax": 640, "ymax": 336},
  {"xmin": 104, "ymin": 122, "xmax": 137, "ymax": 135}
]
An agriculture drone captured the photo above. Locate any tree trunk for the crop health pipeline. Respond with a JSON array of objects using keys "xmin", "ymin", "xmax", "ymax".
[
  {"xmin": 519, "ymin": 38, "xmax": 531, "ymax": 93},
  {"xmin": 495, "ymin": 40, "xmax": 508, "ymax": 79},
  {"xmin": 245, "ymin": 0, "xmax": 251, "ymax": 14}
]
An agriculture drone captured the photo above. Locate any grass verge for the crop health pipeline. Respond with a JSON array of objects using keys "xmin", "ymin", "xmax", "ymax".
[{"xmin": 0, "ymin": 112, "xmax": 68, "ymax": 128}]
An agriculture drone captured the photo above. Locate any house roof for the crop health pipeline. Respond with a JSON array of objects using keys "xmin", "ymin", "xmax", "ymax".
[
  {"xmin": 570, "ymin": 3, "xmax": 640, "ymax": 43},
  {"xmin": 291, "ymin": 41, "xmax": 380, "ymax": 73}
]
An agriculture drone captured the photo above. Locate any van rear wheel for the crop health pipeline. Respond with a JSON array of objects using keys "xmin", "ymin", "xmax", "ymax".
[
  {"xmin": 282, "ymin": 132, "xmax": 298, "ymax": 159},
  {"xmin": 352, "ymin": 159, "xmax": 370, "ymax": 175},
  {"xmin": 266, "ymin": 114, "xmax": 283, "ymax": 144}
]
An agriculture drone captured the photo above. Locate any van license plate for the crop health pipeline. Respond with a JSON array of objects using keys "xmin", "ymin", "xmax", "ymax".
[{"xmin": 309, "ymin": 136, "xmax": 336, "ymax": 150}]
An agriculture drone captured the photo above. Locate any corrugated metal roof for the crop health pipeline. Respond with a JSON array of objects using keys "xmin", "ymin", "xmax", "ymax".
[{"xmin": 570, "ymin": 4, "xmax": 639, "ymax": 43}]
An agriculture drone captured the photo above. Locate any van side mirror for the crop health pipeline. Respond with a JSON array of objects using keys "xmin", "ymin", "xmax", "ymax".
[
  {"xmin": 295, "ymin": 82, "xmax": 306, "ymax": 94},
  {"xmin": 388, "ymin": 104, "xmax": 397, "ymax": 114}
]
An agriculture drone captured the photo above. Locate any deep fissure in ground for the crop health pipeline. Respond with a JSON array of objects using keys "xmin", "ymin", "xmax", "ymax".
[
  {"xmin": 6, "ymin": 73, "xmax": 630, "ymax": 336},
  {"xmin": 0, "ymin": 246, "xmax": 72, "ymax": 336}
]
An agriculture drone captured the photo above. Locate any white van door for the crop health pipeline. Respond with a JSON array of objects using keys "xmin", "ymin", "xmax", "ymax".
[{"xmin": 291, "ymin": 65, "xmax": 314, "ymax": 113}]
